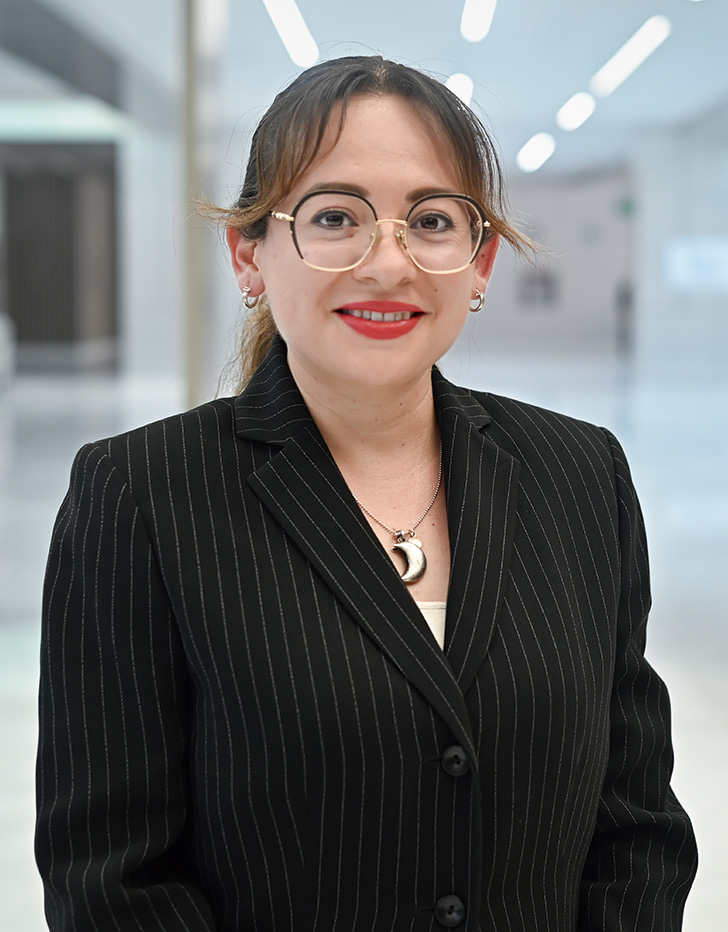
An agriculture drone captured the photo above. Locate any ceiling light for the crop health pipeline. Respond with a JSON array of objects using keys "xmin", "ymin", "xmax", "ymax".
[
  {"xmin": 556, "ymin": 92, "xmax": 596, "ymax": 131},
  {"xmin": 516, "ymin": 133, "xmax": 556, "ymax": 172},
  {"xmin": 460, "ymin": 0, "xmax": 498, "ymax": 42},
  {"xmin": 589, "ymin": 15, "xmax": 672, "ymax": 98},
  {"xmin": 446, "ymin": 73, "xmax": 474, "ymax": 106},
  {"xmin": 262, "ymin": 0, "xmax": 319, "ymax": 67}
]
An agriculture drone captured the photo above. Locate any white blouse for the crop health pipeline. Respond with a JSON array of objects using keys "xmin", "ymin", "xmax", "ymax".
[{"xmin": 415, "ymin": 601, "xmax": 447, "ymax": 650}]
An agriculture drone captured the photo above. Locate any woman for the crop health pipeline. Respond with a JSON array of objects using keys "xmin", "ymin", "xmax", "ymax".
[{"xmin": 36, "ymin": 56, "xmax": 697, "ymax": 931}]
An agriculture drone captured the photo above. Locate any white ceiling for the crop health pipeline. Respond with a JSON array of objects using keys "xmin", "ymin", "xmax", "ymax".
[{"xmin": 6, "ymin": 0, "xmax": 728, "ymax": 177}]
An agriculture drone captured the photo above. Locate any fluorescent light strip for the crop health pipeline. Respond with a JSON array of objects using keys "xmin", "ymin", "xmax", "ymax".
[
  {"xmin": 516, "ymin": 133, "xmax": 555, "ymax": 173},
  {"xmin": 446, "ymin": 73, "xmax": 474, "ymax": 106},
  {"xmin": 262, "ymin": 0, "xmax": 319, "ymax": 67},
  {"xmin": 589, "ymin": 15, "xmax": 672, "ymax": 98},
  {"xmin": 556, "ymin": 92, "xmax": 596, "ymax": 131},
  {"xmin": 460, "ymin": 0, "xmax": 498, "ymax": 42}
]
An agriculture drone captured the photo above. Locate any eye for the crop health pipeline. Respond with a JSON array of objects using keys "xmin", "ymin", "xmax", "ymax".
[
  {"xmin": 311, "ymin": 209, "xmax": 358, "ymax": 229},
  {"xmin": 410, "ymin": 211, "xmax": 453, "ymax": 233}
]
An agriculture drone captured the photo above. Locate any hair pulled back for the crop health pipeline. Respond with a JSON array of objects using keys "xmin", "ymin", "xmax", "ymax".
[{"xmin": 216, "ymin": 55, "xmax": 532, "ymax": 390}]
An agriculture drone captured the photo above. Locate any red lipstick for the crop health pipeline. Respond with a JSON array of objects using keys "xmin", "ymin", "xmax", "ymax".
[{"xmin": 336, "ymin": 302, "xmax": 423, "ymax": 340}]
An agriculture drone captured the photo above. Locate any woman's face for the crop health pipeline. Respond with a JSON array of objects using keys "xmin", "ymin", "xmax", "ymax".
[{"xmin": 229, "ymin": 94, "xmax": 499, "ymax": 398}]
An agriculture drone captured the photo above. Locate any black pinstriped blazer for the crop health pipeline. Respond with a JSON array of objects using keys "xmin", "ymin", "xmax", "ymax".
[{"xmin": 36, "ymin": 336, "xmax": 697, "ymax": 932}]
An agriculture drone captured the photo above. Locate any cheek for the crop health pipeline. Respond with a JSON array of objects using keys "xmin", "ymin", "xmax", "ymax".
[
  {"xmin": 260, "ymin": 263, "xmax": 329, "ymax": 343},
  {"xmin": 434, "ymin": 274, "xmax": 474, "ymax": 314},
  {"xmin": 257, "ymin": 254, "xmax": 307, "ymax": 325},
  {"xmin": 255, "ymin": 240, "xmax": 284, "ymax": 291}
]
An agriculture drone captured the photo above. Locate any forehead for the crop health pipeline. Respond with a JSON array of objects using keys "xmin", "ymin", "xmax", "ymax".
[{"xmin": 290, "ymin": 95, "xmax": 464, "ymax": 201}]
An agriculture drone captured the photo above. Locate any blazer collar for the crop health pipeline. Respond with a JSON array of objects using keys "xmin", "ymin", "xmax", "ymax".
[
  {"xmin": 236, "ymin": 337, "xmax": 519, "ymax": 752},
  {"xmin": 233, "ymin": 337, "xmax": 314, "ymax": 443}
]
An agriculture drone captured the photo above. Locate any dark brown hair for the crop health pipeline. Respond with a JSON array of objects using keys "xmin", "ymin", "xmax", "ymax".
[{"xmin": 213, "ymin": 55, "xmax": 534, "ymax": 389}]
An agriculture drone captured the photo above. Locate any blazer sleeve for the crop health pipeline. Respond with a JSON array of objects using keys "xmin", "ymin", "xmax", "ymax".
[
  {"xmin": 35, "ymin": 441, "xmax": 216, "ymax": 931},
  {"xmin": 578, "ymin": 430, "xmax": 698, "ymax": 930}
]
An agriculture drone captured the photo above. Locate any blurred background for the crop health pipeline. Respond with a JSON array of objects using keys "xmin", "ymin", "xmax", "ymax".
[{"xmin": 1, "ymin": 0, "xmax": 726, "ymax": 927}]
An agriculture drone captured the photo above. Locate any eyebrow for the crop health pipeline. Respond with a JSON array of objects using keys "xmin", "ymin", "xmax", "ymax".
[
  {"xmin": 406, "ymin": 186, "xmax": 459, "ymax": 201},
  {"xmin": 304, "ymin": 182, "xmax": 369, "ymax": 198},
  {"xmin": 302, "ymin": 182, "xmax": 459, "ymax": 202}
]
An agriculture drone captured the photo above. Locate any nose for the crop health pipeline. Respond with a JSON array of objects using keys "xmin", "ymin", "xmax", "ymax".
[
  {"xmin": 374, "ymin": 219, "xmax": 411, "ymax": 258},
  {"xmin": 353, "ymin": 219, "xmax": 415, "ymax": 283}
]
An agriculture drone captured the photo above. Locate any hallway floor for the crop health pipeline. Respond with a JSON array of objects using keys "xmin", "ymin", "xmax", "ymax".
[{"xmin": 1, "ymin": 351, "xmax": 724, "ymax": 930}]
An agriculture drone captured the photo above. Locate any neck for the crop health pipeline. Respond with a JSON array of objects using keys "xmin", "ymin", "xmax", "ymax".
[
  {"xmin": 287, "ymin": 353, "xmax": 439, "ymax": 465},
  {"xmin": 286, "ymin": 350, "xmax": 449, "ymax": 599}
]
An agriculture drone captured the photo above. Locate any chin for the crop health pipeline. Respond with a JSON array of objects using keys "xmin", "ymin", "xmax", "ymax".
[{"xmin": 344, "ymin": 353, "xmax": 436, "ymax": 390}]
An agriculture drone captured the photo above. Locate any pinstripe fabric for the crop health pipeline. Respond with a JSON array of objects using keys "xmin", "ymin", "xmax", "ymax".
[{"xmin": 36, "ymin": 336, "xmax": 697, "ymax": 931}]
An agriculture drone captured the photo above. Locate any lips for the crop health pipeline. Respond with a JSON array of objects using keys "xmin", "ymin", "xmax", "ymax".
[{"xmin": 336, "ymin": 301, "xmax": 424, "ymax": 340}]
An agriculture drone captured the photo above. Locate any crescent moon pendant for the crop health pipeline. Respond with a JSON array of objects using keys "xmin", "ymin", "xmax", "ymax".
[{"xmin": 392, "ymin": 538, "xmax": 426, "ymax": 584}]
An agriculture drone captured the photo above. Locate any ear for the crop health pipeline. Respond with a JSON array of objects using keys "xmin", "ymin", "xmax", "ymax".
[
  {"xmin": 226, "ymin": 226, "xmax": 265, "ymax": 297},
  {"xmin": 472, "ymin": 232, "xmax": 500, "ymax": 293}
]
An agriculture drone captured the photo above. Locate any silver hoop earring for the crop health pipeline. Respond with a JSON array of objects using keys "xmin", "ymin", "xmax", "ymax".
[
  {"xmin": 470, "ymin": 290, "xmax": 485, "ymax": 313},
  {"xmin": 242, "ymin": 285, "xmax": 260, "ymax": 309}
]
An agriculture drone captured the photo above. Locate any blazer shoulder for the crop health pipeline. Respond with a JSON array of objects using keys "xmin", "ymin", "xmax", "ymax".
[
  {"xmin": 82, "ymin": 396, "xmax": 242, "ymax": 485},
  {"xmin": 96, "ymin": 396, "xmax": 238, "ymax": 451},
  {"xmin": 462, "ymin": 387, "xmax": 622, "ymax": 489},
  {"xmin": 472, "ymin": 387, "xmax": 610, "ymax": 447}
]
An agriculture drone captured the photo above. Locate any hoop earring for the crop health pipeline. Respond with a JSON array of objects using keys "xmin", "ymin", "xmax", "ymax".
[
  {"xmin": 469, "ymin": 290, "xmax": 485, "ymax": 313},
  {"xmin": 242, "ymin": 285, "xmax": 260, "ymax": 309}
]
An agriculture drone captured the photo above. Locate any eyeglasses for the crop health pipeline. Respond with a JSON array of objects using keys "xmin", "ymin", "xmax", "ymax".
[{"xmin": 270, "ymin": 190, "xmax": 490, "ymax": 274}]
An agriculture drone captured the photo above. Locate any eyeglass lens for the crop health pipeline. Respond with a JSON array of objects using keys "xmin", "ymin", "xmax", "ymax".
[{"xmin": 292, "ymin": 194, "xmax": 483, "ymax": 272}]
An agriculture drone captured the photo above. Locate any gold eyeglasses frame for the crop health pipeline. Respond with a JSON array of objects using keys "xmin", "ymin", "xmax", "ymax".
[{"xmin": 270, "ymin": 189, "xmax": 490, "ymax": 275}]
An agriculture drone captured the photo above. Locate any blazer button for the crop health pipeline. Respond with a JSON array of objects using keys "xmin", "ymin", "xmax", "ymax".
[
  {"xmin": 441, "ymin": 744, "xmax": 470, "ymax": 776},
  {"xmin": 435, "ymin": 894, "xmax": 466, "ymax": 927}
]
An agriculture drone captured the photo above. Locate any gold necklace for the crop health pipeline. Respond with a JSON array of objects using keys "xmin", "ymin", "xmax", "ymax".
[{"xmin": 353, "ymin": 446, "xmax": 442, "ymax": 585}]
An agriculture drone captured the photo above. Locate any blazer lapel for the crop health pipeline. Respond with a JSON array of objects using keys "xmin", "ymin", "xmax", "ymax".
[
  {"xmin": 433, "ymin": 372, "xmax": 521, "ymax": 693},
  {"xmin": 236, "ymin": 339, "xmax": 480, "ymax": 762}
]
